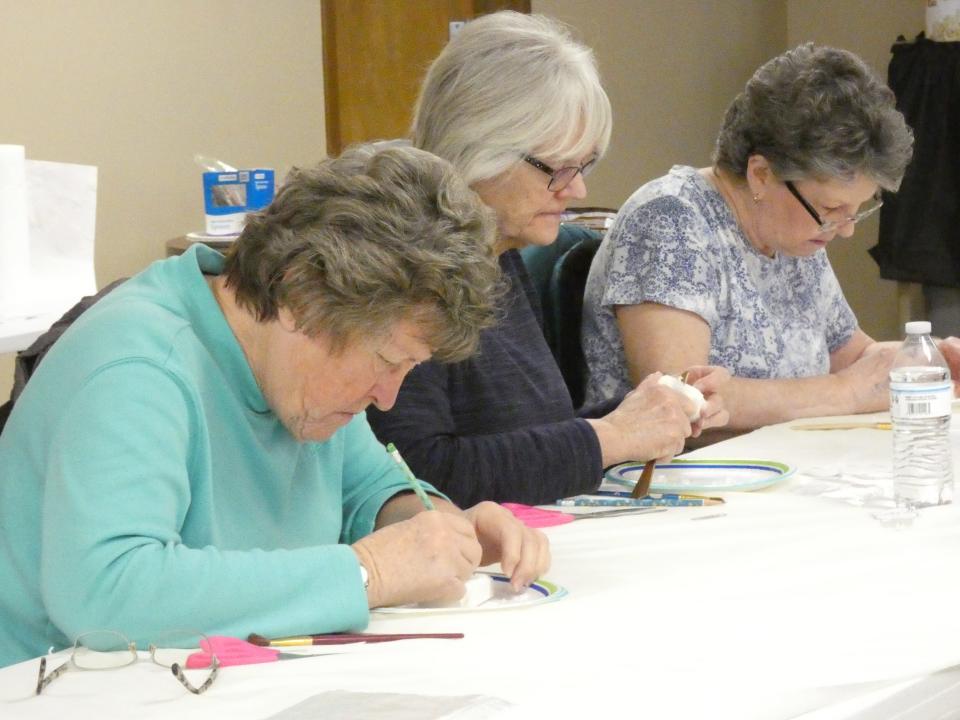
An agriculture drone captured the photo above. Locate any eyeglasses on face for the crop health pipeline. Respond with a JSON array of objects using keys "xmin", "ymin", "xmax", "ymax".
[
  {"xmin": 783, "ymin": 180, "xmax": 883, "ymax": 235},
  {"xmin": 35, "ymin": 629, "xmax": 219, "ymax": 696},
  {"xmin": 523, "ymin": 154, "xmax": 597, "ymax": 192}
]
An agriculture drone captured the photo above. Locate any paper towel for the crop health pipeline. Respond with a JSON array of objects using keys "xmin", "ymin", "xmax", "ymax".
[{"xmin": 0, "ymin": 145, "xmax": 30, "ymax": 320}]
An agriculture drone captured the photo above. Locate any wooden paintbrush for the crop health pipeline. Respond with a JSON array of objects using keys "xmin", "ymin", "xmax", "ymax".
[{"xmin": 632, "ymin": 371, "xmax": 691, "ymax": 498}]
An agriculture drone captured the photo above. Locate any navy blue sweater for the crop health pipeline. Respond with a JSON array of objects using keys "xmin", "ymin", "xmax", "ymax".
[{"xmin": 367, "ymin": 250, "xmax": 610, "ymax": 507}]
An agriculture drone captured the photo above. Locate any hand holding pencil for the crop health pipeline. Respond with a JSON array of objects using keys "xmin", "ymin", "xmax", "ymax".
[{"xmin": 352, "ymin": 506, "xmax": 482, "ymax": 609}]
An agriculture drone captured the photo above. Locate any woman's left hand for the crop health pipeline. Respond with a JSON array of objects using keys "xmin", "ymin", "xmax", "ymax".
[
  {"xmin": 682, "ymin": 365, "xmax": 731, "ymax": 435},
  {"xmin": 462, "ymin": 501, "xmax": 551, "ymax": 591}
]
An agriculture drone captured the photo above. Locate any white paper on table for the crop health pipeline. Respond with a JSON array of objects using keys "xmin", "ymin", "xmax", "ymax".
[
  {"xmin": 0, "ymin": 149, "xmax": 97, "ymax": 323},
  {"xmin": 24, "ymin": 159, "xmax": 98, "ymax": 318}
]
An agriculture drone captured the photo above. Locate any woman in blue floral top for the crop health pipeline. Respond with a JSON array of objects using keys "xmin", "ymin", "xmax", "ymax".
[{"xmin": 582, "ymin": 43, "xmax": 918, "ymax": 433}]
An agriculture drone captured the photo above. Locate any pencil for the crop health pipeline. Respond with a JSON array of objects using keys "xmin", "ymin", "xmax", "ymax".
[{"xmin": 386, "ymin": 442, "xmax": 435, "ymax": 510}]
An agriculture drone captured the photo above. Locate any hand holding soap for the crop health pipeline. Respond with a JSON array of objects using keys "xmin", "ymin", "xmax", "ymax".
[{"xmin": 657, "ymin": 374, "xmax": 705, "ymax": 421}]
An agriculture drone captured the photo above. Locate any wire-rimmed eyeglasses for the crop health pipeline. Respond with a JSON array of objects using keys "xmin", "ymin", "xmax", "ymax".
[
  {"xmin": 523, "ymin": 155, "xmax": 597, "ymax": 192},
  {"xmin": 784, "ymin": 180, "xmax": 883, "ymax": 235},
  {"xmin": 36, "ymin": 629, "xmax": 219, "ymax": 696}
]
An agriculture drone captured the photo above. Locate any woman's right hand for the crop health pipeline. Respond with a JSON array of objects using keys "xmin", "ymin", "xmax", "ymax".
[
  {"xmin": 352, "ymin": 510, "xmax": 482, "ymax": 609},
  {"xmin": 587, "ymin": 373, "xmax": 694, "ymax": 467}
]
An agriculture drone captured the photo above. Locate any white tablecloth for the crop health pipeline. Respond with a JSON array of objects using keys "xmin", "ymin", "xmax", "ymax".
[{"xmin": 3, "ymin": 411, "xmax": 960, "ymax": 719}]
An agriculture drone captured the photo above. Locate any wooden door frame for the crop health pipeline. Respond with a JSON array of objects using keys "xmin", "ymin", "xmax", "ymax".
[{"xmin": 321, "ymin": 0, "xmax": 530, "ymax": 156}]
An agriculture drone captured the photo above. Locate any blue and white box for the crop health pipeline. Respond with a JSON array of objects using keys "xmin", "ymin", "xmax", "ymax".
[{"xmin": 202, "ymin": 168, "xmax": 275, "ymax": 236}]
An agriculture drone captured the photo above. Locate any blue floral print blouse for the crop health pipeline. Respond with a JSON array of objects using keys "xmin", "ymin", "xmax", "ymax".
[{"xmin": 581, "ymin": 166, "xmax": 857, "ymax": 405}]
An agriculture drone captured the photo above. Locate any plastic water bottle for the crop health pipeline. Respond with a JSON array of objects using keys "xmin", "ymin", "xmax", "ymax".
[{"xmin": 889, "ymin": 320, "xmax": 953, "ymax": 508}]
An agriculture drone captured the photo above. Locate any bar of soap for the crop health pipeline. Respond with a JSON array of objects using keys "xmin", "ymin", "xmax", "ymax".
[
  {"xmin": 457, "ymin": 573, "xmax": 496, "ymax": 608},
  {"xmin": 412, "ymin": 573, "xmax": 498, "ymax": 610},
  {"xmin": 658, "ymin": 375, "xmax": 706, "ymax": 421}
]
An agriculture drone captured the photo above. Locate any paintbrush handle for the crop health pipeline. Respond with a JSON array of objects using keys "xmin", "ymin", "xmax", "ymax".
[
  {"xmin": 249, "ymin": 632, "xmax": 464, "ymax": 647},
  {"xmin": 312, "ymin": 633, "xmax": 464, "ymax": 645},
  {"xmin": 631, "ymin": 459, "xmax": 656, "ymax": 498}
]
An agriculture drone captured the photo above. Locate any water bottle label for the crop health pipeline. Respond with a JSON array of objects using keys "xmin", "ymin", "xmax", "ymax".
[{"xmin": 889, "ymin": 381, "xmax": 953, "ymax": 419}]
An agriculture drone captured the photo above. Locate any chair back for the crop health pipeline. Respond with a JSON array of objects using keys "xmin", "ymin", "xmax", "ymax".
[
  {"xmin": 0, "ymin": 279, "xmax": 125, "ymax": 436},
  {"xmin": 520, "ymin": 224, "xmax": 603, "ymax": 409}
]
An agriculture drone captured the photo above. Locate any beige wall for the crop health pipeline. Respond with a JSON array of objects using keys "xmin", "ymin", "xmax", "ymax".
[
  {"xmin": 534, "ymin": 0, "xmax": 786, "ymax": 208},
  {"xmin": 536, "ymin": 0, "xmax": 923, "ymax": 342},
  {"xmin": 0, "ymin": 0, "xmax": 326, "ymax": 402}
]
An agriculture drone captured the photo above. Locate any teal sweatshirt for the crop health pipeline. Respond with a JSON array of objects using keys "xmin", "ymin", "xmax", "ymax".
[{"xmin": 0, "ymin": 245, "xmax": 425, "ymax": 667}]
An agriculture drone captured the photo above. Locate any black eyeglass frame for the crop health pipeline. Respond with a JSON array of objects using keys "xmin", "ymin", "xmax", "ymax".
[
  {"xmin": 784, "ymin": 180, "xmax": 883, "ymax": 235},
  {"xmin": 523, "ymin": 155, "xmax": 597, "ymax": 192}
]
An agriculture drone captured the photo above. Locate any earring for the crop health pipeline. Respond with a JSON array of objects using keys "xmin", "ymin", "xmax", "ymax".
[{"xmin": 752, "ymin": 193, "xmax": 762, "ymax": 203}]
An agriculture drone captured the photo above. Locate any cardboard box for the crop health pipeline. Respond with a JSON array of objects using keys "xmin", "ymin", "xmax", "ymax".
[{"xmin": 202, "ymin": 169, "xmax": 275, "ymax": 236}]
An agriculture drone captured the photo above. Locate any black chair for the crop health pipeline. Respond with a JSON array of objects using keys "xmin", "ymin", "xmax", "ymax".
[
  {"xmin": 0, "ymin": 279, "xmax": 125, "ymax": 435},
  {"xmin": 520, "ymin": 224, "xmax": 603, "ymax": 409}
]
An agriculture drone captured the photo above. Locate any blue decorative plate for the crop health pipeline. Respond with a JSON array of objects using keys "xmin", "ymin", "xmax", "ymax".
[{"xmin": 604, "ymin": 458, "xmax": 795, "ymax": 493}]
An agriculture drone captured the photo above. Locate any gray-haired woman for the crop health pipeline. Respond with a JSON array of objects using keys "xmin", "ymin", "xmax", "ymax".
[
  {"xmin": 582, "ymin": 43, "xmax": 931, "ymax": 433},
  {"xmin": 0, "ymin": 143, "xmax": 551, "ymax": 670},
  {"xmin": 367, "ymin": 11, "xmax": 729, "ymax": 507}
]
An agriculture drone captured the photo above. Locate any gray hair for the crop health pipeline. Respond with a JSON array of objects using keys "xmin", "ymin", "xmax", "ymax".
[
  {"xmin": 713, "ymin": 43, "xmax": 913, "ymax": 190},
  {"xmin": 412, "ymin": 11, "xmax": 612, "ymax": 185},
  {"xmin": 223, "ymin": 143, "xmax": 500, "ymax": 362}
]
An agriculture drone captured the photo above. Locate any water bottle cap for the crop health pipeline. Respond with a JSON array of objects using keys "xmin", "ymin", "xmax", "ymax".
[{"xmin": 905, "ymin": 320, "xmax": 932, "ymax": 335}]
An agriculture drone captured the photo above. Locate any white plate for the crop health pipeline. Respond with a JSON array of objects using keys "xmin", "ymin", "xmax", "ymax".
[
  {"xmin": 604, "ymin": 458, "xmax": 795, "ymax": 493},
  {"xmin": 372, "ymin": 573, "xmax": 567, "ymax": 616}
]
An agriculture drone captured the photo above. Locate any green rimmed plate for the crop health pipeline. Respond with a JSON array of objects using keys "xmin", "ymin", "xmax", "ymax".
[{"xmin": 604, "ymin": 458, "xmax": 795, "ymax": 493}]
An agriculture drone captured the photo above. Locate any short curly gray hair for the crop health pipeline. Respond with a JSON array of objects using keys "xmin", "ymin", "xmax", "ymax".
[
  {"xmin": 714, "ymin": 43, "xmax": 913, "ymax": 190},
  {"xmin": 412, "ymin": 11, "xmax": 612, "ymax": 185},
  {"xmin": 223, "ymin": 144, "xmax": 500, "ymax": 362}
]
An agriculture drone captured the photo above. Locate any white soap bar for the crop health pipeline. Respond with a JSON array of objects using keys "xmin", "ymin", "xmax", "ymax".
[
  {"xmin": 658, "ymin": 375, "xmax": 706, "ymax": 421},
  {"xmin": 457, "ymin": 573, "xmax": 496, "ymax": 608}
]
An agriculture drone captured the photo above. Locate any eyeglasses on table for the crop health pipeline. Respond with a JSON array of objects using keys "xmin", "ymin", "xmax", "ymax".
[{"xmin": 35, "ymin": 629, "xmax": 219, "ymax": 696}]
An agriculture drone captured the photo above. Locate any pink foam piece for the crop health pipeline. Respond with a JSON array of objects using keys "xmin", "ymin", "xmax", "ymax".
[
  {"xmin": 186, "ymin": 635, "xmax": 279, "ymax": 668},
  {"xmin": 501, "ymin": 502, "xmax": 575, "ymax": 528}
]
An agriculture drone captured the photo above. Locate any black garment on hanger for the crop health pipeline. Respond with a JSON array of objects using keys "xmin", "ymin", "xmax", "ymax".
[{"xmin": 870, "ymin": 34, "xmax": 960, "ymax": 287}]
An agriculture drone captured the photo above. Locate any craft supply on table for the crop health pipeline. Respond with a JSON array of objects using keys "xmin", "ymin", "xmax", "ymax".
[
  {"xmin": 558, "ymin": 495, "xmax": 718, "ymax": 507},
  {"xmin": 248, "ymin": 631, "xmax": 464, "ymax": 647},
  {"xmin": 605, "ymin": 458, "xmax": 794, "ymax": 493},
  {"xmin": 503, "ymin": 502, "xmax": 666, "ymax": 526},
  {"xmin": 597, "ymin": 490, "xmax": 725, "ymax": 502},
  {"xmin": 631, "ymin": 458, "xmax": 657, "ymax": 498},
  {"xmin": 186, "ymin": 636, "xmax": 330, "ymax": 668},
  {"xmin": 791, "ymin": 421, "xmax": 892, "ymax": 431}
]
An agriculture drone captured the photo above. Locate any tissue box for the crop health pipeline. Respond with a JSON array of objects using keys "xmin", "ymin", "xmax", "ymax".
[{"xmin": 203, "ymin": 169, "xmax": 274, "ymax": 236}]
